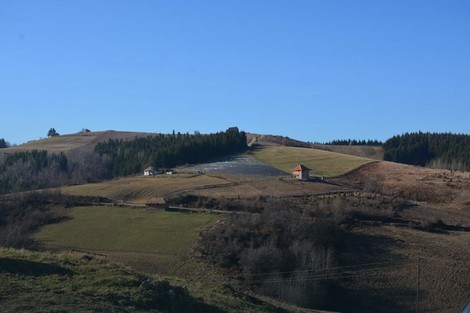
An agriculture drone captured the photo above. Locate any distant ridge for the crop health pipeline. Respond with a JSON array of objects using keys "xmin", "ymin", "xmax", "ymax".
[
  {"xmin": 247, "ymin": 132, "xmax": 384, "ymax": 160},
  {"xmin": 0, "ymin": 130, "xmax": 158, "ymax": 155}
]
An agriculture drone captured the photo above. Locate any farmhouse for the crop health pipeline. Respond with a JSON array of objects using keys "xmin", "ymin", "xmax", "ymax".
[
  {"xmin": 143, "ymin": 166, "xmax": 155, "ymax": 176},
  {"xmin": 292, "ymin": 164, "xmax": 310, "ymax": 180}
]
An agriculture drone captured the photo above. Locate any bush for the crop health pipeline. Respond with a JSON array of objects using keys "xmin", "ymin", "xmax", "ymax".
[{"xmin": 194, "ymin": 205, "xmax": 346, "ymax": 309}]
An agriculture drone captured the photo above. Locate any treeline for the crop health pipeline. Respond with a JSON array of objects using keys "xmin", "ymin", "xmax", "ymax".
[
  {"xmin": 95, "ymin": 128, "xmax": 247, "ymax": 177},
  {"xmin": 321, "ymin": 139, "xmax": 383, "ymax": 146},
  {"xmin": 0, "ymin": 138, "xmax": 8, "ymax": 149},
  {"xmin": 0, "ymin": 150, "xmax": 69, "ymax": 194},
  {"xmin": 383, "ymin": 132, "xmax": 470, "ymax": 171}
]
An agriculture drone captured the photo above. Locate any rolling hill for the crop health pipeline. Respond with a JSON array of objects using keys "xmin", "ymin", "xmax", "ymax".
[
  {"xmin": 251, "ymin": 143, "xmax": 375, "ymax": 177},
  {"xmin": 1, "ymin": 130, "xmax": 156, "ymax": 154},
  {"xmin": 2, "ymin": 129, "xmax": 470, "ymax": 312},
  {"xmin": 311, "ymin": 144, "xmax": 384, "ymax": 160}
]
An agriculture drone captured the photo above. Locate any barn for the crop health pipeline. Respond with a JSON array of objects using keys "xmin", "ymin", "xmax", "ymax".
[{"xmin": 292, "ymin": 164, "xmax": 310, "ymax": 180}]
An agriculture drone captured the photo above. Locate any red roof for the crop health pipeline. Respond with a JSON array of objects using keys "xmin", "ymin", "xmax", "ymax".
[{"xmin": 293, "ymin": 164, "xmax": 310, "ymax": 171}]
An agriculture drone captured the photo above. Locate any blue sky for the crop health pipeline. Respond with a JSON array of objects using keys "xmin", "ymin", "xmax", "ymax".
[{"xmin": 1, "ymin": 1, "xmax": 469, "ymax": 144}]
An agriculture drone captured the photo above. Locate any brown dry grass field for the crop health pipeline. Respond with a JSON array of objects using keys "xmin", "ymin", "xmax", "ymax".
[
  {"xmin": 312, "ymin": 144, "xmax": 384, "ymax": 160},
  {"xmin": 61, "ymin": 173, "xmax": 353, "ymax": 203},
  {"xmin": 333, "ymin": 161, "xmax": 470, "ymax": 222},
  {"xmin": 339, "ymin": 225, "xmax": 470, "ymax": 313},
  {"xmin": 1, "ymin": 130, "xmax": 155, "ymax": 154},
  {"xmin": 62, "ymin": 174, "xmax": 234, "ymax": 203}
]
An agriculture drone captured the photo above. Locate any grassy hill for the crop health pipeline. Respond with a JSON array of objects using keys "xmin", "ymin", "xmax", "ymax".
[
  {"xmin": 251, "ymin": 144, "xmax": 375, "ymax": 177},
  {"xmin": 2, "ymin": 130, "xmax": 155, "ymax": 154},
  {"xmin": 0, "ymin": 248, "xmax": 329, "ymax": 313},
  {"xmin": 3, "ymin": 130, "xmax": 470, "ymax": 312},
  {"xmin": 312, "ymin": 144, "xmax": 384, "ymax": 160}
]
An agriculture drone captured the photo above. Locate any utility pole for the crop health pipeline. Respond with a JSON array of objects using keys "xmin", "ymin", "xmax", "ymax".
[{"xmin": 416, "ymin": 257, "xmax": 420, "ymax": 313}]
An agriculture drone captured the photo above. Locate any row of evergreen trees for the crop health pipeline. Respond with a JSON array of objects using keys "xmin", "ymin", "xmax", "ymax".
[
  {"xmin": 94, "ymin": 128, "xmax": 248, "ymax": 177},
  {"xmin": 0, "ymin": 138, "xmax": 8, "ymax": 149},
  {"xmin": 383, "ymin": 132, "xmax": 470, "ymax": 171},
  {"xmin": 322, "ymin": 139, "xmax": 383, "ymax": 146}
]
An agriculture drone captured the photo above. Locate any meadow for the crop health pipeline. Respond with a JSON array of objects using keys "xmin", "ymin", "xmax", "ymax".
[
  {"xmin": 251, "ymin": 145, "xmax": 374, "ymax": 177},
  {"xmin": 34, "ymin": 206, "xmax": 219, "ymax": 273}
]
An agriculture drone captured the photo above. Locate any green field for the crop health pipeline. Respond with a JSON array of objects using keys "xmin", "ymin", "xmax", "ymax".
[
  {"xmin": 35, "ymin": 206, "xmax": 219, "ymax": 273},
  {"xmin": 252, "ymin": 145, "xmax": 375, "ymax": 177}
]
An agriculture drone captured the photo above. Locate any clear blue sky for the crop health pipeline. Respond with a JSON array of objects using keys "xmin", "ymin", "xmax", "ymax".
[{"xmin": 1, "ymin": 1, "xmax": 469, "ymax": 144}]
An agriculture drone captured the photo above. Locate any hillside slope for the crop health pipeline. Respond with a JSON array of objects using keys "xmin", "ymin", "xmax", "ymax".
[
  {"xmin": 251, "ymin": 143, "xmax": 375, "ymax": 177},
  {"xmin": 1, "ymin": 130, "xmax": 155, "ymax": 154},
  {"xmin": 0, "ymin": 248, "xmax": 330, "ymax": 313},
  {"xmin": 312, "ymin": 144, "xmax": 384, "ymax": 160}
]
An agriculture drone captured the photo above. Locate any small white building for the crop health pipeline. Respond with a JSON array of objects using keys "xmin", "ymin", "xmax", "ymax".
[{"xmin": 144, "ymin": 166, "xmax": 155, "ymax": 176}]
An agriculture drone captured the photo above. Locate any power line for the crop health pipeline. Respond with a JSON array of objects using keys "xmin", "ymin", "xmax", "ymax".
[{"xmin": 179, "ymin": 258, "xmax": 410, "ymax": 279}]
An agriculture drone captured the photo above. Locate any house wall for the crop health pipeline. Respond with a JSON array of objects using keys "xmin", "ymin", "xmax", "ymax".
[{"xmin": 293, "ymin": 170, "xmax": 309, "ymax": 180}]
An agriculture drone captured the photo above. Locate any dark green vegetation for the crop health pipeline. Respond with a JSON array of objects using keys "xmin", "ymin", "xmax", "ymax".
[
  {"xmin": 0, "ymin": 138, "xmax": 7, "ymax": 149},
  {"xmin": 95, "ymin": 128, "xmax": 247, "ymax": 177},
  {"xmin": 383, "ymin": 132, "xmax": 470, "ymax": 171},
  {"xmin": 320, "ymin": 139, "xmax": 383, "ymax": 146},
  {"xmin": 47, "ymin": 127, "xmax": 60, "ymax": 137}
]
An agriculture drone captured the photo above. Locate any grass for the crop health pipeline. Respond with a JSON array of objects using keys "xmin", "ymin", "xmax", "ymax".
[
  {"xmin": 0, "ymin": 248, "xmax": 330, "ymax": 313},
  {"xmin": 19, "ymin": 133, "xmax": 97, "ymax": 151},
  {"xmin": 35, "ymin": 206, "xmax": 219, "ymax": 273},
  {"xmin": 312, "ymin": 144, "xmax": 384, "ymax": 160},
  {"xmin": 61, "ymin": 174, "xmax": 231, "ymax": 202},
  {"xmin": 8, "ymin": 130, "xmax": 157, "ymax": 153},
  {"xmin": 0, "ymin": 248, "xmax": 155, "ymax": 312},
  {"xmin": 251, "ymin": 145, "xmax": 374, "ymax": 177}
]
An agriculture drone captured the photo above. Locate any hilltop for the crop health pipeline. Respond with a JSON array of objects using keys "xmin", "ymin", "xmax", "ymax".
[{"xmin": 1, "ymin": 130, "xmax": 156, "ymax": 154}]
